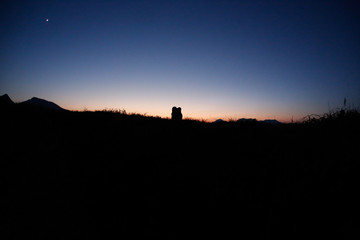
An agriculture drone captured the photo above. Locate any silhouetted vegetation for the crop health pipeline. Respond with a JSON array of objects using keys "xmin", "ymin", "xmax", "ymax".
[{"xmin": 2, "ymin": 102, "xmax": 358, "ymax": 239}]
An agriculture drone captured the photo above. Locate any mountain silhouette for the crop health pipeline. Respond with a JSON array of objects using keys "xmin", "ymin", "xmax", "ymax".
[
  {"xmin": 214, "ymin": 118, "xmax": 282, "ymax": 124},
  {"xmin": 213, "ymin": 119, "xmax": 225, "ymax": 123},
  {"xmin": 237, "ymin": 118, "xmax": 257, "ymax": 123},
  {"xmin": 20, "ymin": 97, "xmax": 65, "ymax": 111},
  {"xmin": 0, "ymin": 94, "xmax": 15, "ymax": 106},
  {"xmin": 263, "ymin": 119, "xmax": 282, "ymax": 124}
]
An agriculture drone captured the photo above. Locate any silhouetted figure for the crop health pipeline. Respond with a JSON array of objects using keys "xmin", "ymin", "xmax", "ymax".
[{"xmin": 171, "ymin": 106, "xmax": 182, "ymax": 121}]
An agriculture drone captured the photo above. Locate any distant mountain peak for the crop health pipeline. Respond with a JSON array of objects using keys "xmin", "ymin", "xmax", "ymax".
[
  {"xmin": 30, "ymin": 97, "xmax": 44, "ymax": 100},
  {"xmin": 0, "ymin": 94, "xmax": 15, "ymax": 105},
  {"xmin": 21, "ymin": 96, "xmax": 65, "ymax": 111},
  {"xmin": 214, "ymin": 119, "xmax": 225, "ymax": 123},
  {"xmin": 237, "ymin": 118, "xmax": 257, "ymax": 123},
  {"xmin": 263, "ymin": 119, "xmax": 282, "ymax": 124}
]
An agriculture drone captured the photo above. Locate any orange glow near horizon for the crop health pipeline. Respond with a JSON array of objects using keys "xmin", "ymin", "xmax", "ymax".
[
  {"xmin": 9, "ymin": 93, "xmax": 315, "ymax": 123},
  {"xmin": 61, "ymin": 102, "xmax": 301, "ymax": 123}
]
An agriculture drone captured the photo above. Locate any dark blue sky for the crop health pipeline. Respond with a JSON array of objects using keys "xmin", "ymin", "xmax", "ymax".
[{"xmin": 1, "ymin": 0, "xmax": 359, "ymax": 121}]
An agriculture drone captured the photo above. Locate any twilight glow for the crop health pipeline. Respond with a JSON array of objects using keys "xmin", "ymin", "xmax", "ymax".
[{"xmin": 1, "ymin": 0, "xmax": 359, "ymax": 122}]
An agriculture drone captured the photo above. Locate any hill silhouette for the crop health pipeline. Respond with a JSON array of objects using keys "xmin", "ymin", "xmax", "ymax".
[
  {"xmin": 2, "ymin": 94, "xmax": 359, "ymax": 239},
  {"xmin": 216, "ymin": 118, "xmax": 283, "ymax": 124},
  {"xmin": 19, "ymin": 96, "xmax": 65, "ymax": 111},
  {"xmin": 262, "ymin": 119, "xmax": 282, "ymax": 124},
  {"xmin": 0, "ymin": 93, "xmax": 14, "ymax": 106}
]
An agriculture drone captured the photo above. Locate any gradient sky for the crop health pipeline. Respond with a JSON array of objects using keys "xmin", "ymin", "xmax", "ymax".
[{"xmin": 1, "ymin": 0, "xmax": 359, "ymax": 121}]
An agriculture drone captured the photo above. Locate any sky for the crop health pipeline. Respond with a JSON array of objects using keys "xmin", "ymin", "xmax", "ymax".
[{"xmin": 1, "ymin": 0, "xmax": 359, "ymax": 122}]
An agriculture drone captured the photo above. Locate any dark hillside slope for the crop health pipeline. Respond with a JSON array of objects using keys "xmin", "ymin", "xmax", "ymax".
[
  {"xmin": 2, "ymin": 106, "xmax": 359, "ymax": 239},
  {"xmin": 20, "ymin": 97, "xmax": 65, "ymax": 111},
  {"xmin": 0, "ymin": 94, "xmax": 14, "ymax": 106}
]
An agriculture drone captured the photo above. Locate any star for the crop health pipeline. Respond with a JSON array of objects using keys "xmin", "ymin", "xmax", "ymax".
[{"xmin": 45, "ymin": 19, "xmax": 49, "ymax": 22}]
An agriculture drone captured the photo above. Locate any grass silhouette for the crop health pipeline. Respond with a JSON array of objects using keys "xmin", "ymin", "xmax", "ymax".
[{"xmin": 2, "ymin": 103, "xmax": 359, "ymax": 239}]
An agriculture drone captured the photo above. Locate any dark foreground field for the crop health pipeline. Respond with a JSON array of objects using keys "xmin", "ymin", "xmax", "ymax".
[{"xmin": 2, "ymin": 105, "xmax": 359, "ymax": 239}]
